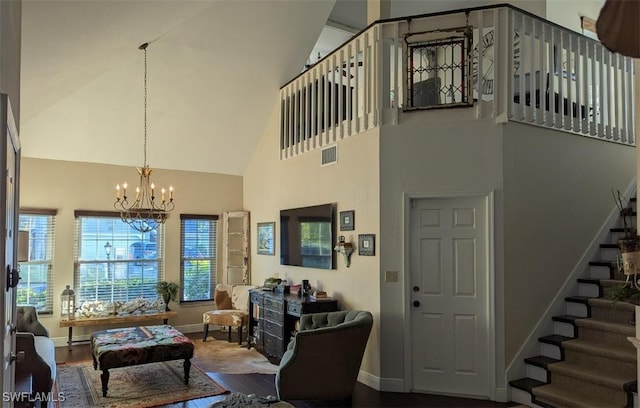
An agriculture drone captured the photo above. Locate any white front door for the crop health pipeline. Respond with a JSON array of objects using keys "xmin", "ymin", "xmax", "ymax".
[
  {"xmin": 410, "ymin": 195, "xmax": 490, "ymax": 398},
  {"xmin": 2, "ymin": 95, "xmax": 20, "ymax": 402}
]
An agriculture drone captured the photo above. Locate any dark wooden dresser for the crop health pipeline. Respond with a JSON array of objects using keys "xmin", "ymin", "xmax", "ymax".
[{"xmin": 248, "ymin": 289, "xmax": 338, "ymax": 361}]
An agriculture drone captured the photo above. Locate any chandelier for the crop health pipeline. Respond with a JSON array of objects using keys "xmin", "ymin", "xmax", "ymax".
[{"xmin": 114, "ymin": 42, "xmax": 174, "ymax": 233}]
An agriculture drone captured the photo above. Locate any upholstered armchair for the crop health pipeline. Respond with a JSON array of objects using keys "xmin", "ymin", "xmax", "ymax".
[
  {"xmin": 202, "ymin": 284, "xmax": 256, "ymax": 344},
  {"xmin": 15, "ymin": 306, "xmax": 56, "ymax": 399},
  {"xmin": 275, "ymin": 310, "xmax": 373, "ymax": 403}
]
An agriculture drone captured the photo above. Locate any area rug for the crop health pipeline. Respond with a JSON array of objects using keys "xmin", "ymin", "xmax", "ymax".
[
  {"xmin": 194, "ymin": 338, "xmax": 278, "ymax": 374},
  {"xmin": 209, "ymin": 392, "xmax": 294, "ymax": 408},
  {"xmin": 56, "ymin": 359, "xmax": 227, "ymax": 408}
]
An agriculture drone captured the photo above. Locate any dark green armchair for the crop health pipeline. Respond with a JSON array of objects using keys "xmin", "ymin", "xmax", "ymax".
[{"xmin": 275, "ymin": 310, "xmax": 373, "ymax": 403}]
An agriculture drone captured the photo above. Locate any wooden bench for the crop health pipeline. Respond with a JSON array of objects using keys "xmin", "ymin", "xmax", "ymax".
[
  {"xmin": 90, "ymin": 325, "xmax": 194, "ymax": 397},
  {"xmin": 59, "ymin": 311, "xmax": 177, "ymax": 350}
]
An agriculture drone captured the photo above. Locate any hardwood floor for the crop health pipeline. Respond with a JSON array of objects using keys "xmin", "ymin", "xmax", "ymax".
[{"xmin": 56, "ymin": 331, "xmax": 519, "ymax": 408}]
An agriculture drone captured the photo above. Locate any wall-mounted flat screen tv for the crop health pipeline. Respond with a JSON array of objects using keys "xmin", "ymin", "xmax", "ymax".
[{"xmin": 280, "ymin": 203, "xmax": 336, "ymax": 270}]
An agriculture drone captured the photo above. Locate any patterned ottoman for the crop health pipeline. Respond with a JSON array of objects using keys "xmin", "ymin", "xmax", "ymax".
[{"xmin": 90, "ymin": 325, "xmax": 194, "ymax": 397}]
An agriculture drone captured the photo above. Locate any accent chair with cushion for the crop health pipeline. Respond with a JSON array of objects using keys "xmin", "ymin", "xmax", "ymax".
[
  {"xmin": 202, "ymin": 284, "xmax": 256, "ymax": 344},
  {"xmin": 275, "ymin": 310, "xmax": 373, "ymax": 404},
  {"xmin": 15, "ymin": 305, "xmax": 56, "ymax": 401}
]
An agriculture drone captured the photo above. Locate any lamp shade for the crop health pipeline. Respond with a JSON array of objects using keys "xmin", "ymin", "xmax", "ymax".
[
  {"xmin": 596, "ymin": 0, "xmax": 640, "ymax": 58},
  {"xmin": 17, "ymin": 230, "xmax": 29, "ymax": 262}
]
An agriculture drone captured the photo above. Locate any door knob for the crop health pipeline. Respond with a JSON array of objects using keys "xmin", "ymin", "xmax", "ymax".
[
  {"xmin": 10, "ymin": 351, "xmax": 24, "ymax": 364},
  {"xmin": 413, "ymin": 300, "xmax": 420, "ymax": 307}
]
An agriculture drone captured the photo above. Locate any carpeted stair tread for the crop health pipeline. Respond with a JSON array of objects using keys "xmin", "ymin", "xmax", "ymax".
[
  {"xmin": 552, "ymin": 314, "xmax": 581, "ymax": 324},
  {"xmin": 600, "ymin": 279, "xmax": 631, "ymax": 287},
  {"xmin": 533, "ymin": 383, "xmax": 623, "ymax": 408},
  {"xmin": 565, "ymin": 296, "xmax": 593, "ymax": 304},
  {"xmin": 589, "ymin": 260, "xmax": 616, "ymax": 267},
  {"xmin": 539, "ymin": 334, "xmax": 573, "ymax": 346},
  {"xmin": 524, "ymin": 355, "xmax": 560, "ymax": 368},
  {"xmin": 562, "ymin": 337, "xmax": 636, "ymax": 362},
  {"xmin": 577, "ymin": 278, "xmax": 601, "ymax": 285},
  {"xmin": 510, "ymin": 377, "xmax": 546, "ymax": 393},
  {"xmin": 547, "ymin": 361, "xmax": 635, "ymax": 389},
  {"xmin": 574, "ymin": 317, "xmax": 636, "ymax": 336},
  {"xmin": 600, "ymin": 243, "xmax": 619, "ymax": 249},
  {"xmin": 588, "ymin": 297, "xmax": 635, "ymax": 311}
]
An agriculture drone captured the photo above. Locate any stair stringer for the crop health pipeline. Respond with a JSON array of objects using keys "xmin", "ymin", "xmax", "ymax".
[{"xmin": 506, "ymin": 180, "xmax": 637, "ymax": 390}]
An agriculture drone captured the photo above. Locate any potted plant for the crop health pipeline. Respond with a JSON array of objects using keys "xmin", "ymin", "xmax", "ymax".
[
  {"xmin": 608, "ymin": 190, "xmax": 640, "ymax": 324},
  {"xmin": 608, "ymin": 283, "xmax": 640, "ymax": 305},
  {"xmin": 613, "ymin": 189, "xmax": 640, "ymax": 276},
  {"xmin": 156, "ymin": 281, "xmax": 179, "ymax": 311}
]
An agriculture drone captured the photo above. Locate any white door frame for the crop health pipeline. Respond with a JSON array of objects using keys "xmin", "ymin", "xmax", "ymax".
[{"xmin": 401, "ymin": 190, "xmax": 496, "ymax": 400}]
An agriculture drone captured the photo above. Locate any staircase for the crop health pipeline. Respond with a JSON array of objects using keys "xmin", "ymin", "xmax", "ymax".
[{"xmin": 510, "ymin": 198, "xmax": 638, "ymax": 408}]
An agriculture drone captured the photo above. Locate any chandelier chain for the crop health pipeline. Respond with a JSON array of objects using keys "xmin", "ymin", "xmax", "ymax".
[{"xmin": 143, "ymin": 44, "xmax": 148, "ymax": 168}]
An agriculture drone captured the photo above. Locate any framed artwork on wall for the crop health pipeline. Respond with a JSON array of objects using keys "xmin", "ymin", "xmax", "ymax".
[
  {"xmin": 340, "ymin": 210, "xmax": 355, "ymax": 231},
  {"xmin": 257, "ymin": 222, "xmax": 275, "ymax": 255},
  {"xmin": 358, "ymin": 234, "xmax": 375, "ymax": 256}
]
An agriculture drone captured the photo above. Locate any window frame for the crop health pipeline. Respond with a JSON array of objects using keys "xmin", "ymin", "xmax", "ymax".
[
  {"xmin": 180, "ymin": 214, "xmax": 219, "ymax": 303},
  {"xmin": 73, "ymin": 210, "xmax": 165, "ymax": 304},
  {"xmin": 18, "ymin": 208, "xmax": 57, "ymax": 314}
]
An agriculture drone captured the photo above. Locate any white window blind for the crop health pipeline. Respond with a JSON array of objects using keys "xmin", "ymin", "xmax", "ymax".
[
  {"xmin": 73, "ymin": 211, "xmax": 164, "ymax": 304},
  {"xmin": 180, "ymin": 214, "xmax": 218, "ymax": 302},
  {"xmin": 18, "ymin": 208, "xmax": 57, "ymax": 313}
]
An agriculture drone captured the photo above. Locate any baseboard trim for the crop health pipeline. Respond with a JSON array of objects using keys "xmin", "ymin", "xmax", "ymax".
[
  {"xmin": 359, "ymin": 371, "xmax": 406, "ymax": 392},
  {"xmin": 379, "ymin": 376, "xmax": 406, "ymax": 393},
  {"xmin": 357, "ymin": 370, "xmax": 380, "ymax": 390},
  {"xmin": 494, "ymin": 387, "xmax": 508, "ymax": 403}
]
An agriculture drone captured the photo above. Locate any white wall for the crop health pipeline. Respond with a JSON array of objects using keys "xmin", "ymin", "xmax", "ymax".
[
  {"xmin": 379, "ymin": 112, "xmax": 506, "ymax": 391},
  {"xmin": 545, "ymin": 0, "xmax": 604, "ymax": 34},
  {"xmin": 0, "ymin": 0, "xmax": 21, "ymax": 123},
  {"xmin": 244, "ymin": 103, "xmax": 382, "ymax": 378},
  {"xmin": 378, "ymin": 107, "xmax": 636, "ymax": 394},
  {"xmin": 19, "ymin": 157, "xmax": 243, "ymax": 341}
]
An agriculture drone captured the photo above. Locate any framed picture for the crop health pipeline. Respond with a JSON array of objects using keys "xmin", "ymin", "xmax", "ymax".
[
  {"xmin": 358, "ymin": 234, "xmax": 375, "ymax": 256},
  {"xmin": 340, "ymin": 210, "xmax": 355, "ymax": 231},
  {"xmin": 257, "ymin": 222, "xmax": 275, "ymax": 255}
]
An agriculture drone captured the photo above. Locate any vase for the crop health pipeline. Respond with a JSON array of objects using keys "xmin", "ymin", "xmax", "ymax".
[
  {"xmin": 163, "ymin": 296, "xmax": 171, "ymax": 311},
  {"xmin": 621, "ymin": 251, "xmax": 640, "ymax": 276}
]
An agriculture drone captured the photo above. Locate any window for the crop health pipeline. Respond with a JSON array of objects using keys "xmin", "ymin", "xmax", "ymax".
[
  {"xmin": 406, "ymin": 30, "xmax": 473, "ymax": 108},
  {"xmin": 74, "ymin": 211, "xmax": 164, "ymax": 304},
  {"xmin": 180, "ymin": 214, "xmax": 218, "ymax": 302},
  {"xmin": 18, "ymin": 209, "xmax": 56, "ymax": 313}
]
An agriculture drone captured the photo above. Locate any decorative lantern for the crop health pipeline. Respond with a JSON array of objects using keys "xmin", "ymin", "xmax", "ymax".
[{"xmin": 61, "ymin": 285, "xmax": 76, "ymax": 320}]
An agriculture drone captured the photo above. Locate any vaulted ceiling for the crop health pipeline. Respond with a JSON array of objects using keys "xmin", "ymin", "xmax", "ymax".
[
  {"xmin": 19, "ymin": 0, "xmax": 364, "ymax": 176},
  {"xmin": 19, "ymin": 0, "xmax": 605, "ymax": 176}
]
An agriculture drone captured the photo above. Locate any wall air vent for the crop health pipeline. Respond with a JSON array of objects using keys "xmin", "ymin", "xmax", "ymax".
[{"xmin": 321, "ymin": 145, "xmax": 338, "ymax": 166}]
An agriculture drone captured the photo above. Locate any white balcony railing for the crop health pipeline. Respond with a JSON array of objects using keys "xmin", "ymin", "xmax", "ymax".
[{"xmin": 280, "ymin": 5, "xmax": 636, "ymax": 159}]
